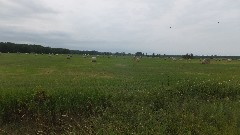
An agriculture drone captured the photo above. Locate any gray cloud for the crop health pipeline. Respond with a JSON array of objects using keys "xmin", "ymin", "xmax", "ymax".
[
  {"xmin": 0, "ymin": 27, "xmax": 71, "ymax": 47},
  {"xmin": 0, "ymin": 0, "xmax": 240, "ymax": 55},
  {"xmin": 0, "ymin": 0, "xmax": 57, "ymax": 19}
]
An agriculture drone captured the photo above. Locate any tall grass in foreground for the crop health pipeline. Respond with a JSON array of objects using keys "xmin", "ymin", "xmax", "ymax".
[
  {"xmin": 1, "ymin": 54, "xmax": 240, "ymax": 134},
  {"xmin": 1, "ymin": 80, "xmax": 240, "ymax": 134}
]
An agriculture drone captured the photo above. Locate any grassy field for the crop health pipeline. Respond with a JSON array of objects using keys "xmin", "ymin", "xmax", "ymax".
[{"xmin": 1, "ymin": 53, "xmax": 240, "ymax": 134}]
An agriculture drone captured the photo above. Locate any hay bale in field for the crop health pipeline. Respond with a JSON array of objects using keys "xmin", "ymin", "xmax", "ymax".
[
  {"xmin": 136, "ymin": 57, "xmax": 140, "ymax": 62},
  {"xmin": 67, "ymin": 55, "xmax": 71, "ymax": 59},
  {"xmin": 92, "ymin": 57, "xmax": 97, "ymax": 62},
  {"xmin": 201, "ymin": 58, "xmax": 210, "ymax": 64},
  {"xmin": 227, "ymin": 59, "xmax": 232, "ymax": 62},
  {"xmin": 133, "ymin": 56, "xmax": 140, "ymax": 62}
]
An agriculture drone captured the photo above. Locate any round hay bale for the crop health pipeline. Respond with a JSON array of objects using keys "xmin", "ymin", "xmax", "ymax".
[
  {"xmin": 92, "ymin": 57, "xmax": 97, "ymax": 62},
  {"xmin": 201, "ymin": 58, "xmax": 210, "ymax": 64},
  {"xmin": 172, "ymin": 58, "xmax": 177, "ymax": 61},
  {"xmin": 67, "ymin": 55, "xmax": 71, "ymax": 59},
  {"xmin": 133, "ymin": 57, "xmax": 140, "ymax": 62},
  {"xmin": 136, "ymin": 57, "xmax": 140, "ymax": 62}
]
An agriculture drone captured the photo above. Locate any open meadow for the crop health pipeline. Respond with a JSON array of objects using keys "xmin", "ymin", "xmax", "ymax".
[{"xmin": 1, "ymin": 53, "xmax": 240, "ymax": 134}]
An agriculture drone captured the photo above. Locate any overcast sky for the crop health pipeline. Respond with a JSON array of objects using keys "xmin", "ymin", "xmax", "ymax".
[{"xmin": 0, "ymin": 0, "xmax": 239, "ymax": 55}]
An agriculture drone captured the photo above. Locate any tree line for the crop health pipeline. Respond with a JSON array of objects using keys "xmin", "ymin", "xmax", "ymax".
[
  {"xmin": 0, "ymin": 42, "xmax": 118, "ymax": 55},
  {"xmin": 2, "ymin": 42, "xmax": 239, "ymax": 59},
  {"xmin": 0, "ymin": 42, "xmax": 70, "ymax": 54}
]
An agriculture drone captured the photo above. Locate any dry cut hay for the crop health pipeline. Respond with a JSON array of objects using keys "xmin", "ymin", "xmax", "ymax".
[
  {"xmin": 201, "ymin": 58, "xmax": 210, "ymax": 64},
  {"xmin": 92, "ymin": 57, "xmax": 97, "ymax": 62}
]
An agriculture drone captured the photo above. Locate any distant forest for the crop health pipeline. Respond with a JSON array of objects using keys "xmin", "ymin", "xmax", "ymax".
[
  {"xmin": 0, "ymin": 42, "xmax": 114, "ymax": 55},
  {"xmin": 1, "ymin": 42, "xmax": 240, "ymax": 59}
]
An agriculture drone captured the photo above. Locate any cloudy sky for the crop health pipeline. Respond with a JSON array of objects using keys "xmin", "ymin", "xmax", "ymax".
[{"xmin": 0, "ymin": 0, "xmax": 239, "ymax": 55}]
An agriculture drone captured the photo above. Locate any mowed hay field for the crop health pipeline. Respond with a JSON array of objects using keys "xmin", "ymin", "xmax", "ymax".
[{"xmin": 1, "ymin": 54, "xmax": 240, "ymax": 134}]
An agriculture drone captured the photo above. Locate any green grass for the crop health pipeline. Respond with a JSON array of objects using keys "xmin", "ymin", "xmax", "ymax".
[{"xmin": 1, "ymin": 53, "xmax": 240, "ymax": 134}]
